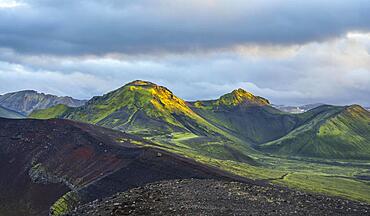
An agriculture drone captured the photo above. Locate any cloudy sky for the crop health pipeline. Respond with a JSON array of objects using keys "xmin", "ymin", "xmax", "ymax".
[{"xmin": 0, "ymin": 0, "xmax": 369, "ymax": 106}]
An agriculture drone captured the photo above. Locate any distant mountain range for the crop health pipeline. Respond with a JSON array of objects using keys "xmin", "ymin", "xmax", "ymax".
[
  {"xmin": 29, "ymin": 80, "xmax": 370, "ymax": 160},
  {"xmin": 0, "ymin": 90, "xmax": 86, "ymax": 116},
  {"xmin": 274, "ymin": 103, "xmax": 370, "ymax": 113},
  {"xmin": 272, "ymin": 103, "xmax": 325, "ymax": 113}
]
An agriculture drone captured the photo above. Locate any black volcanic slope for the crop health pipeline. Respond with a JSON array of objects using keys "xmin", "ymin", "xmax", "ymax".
[
  {"xmin": 70, "ymin": 179, "xmax": 370, "ymax": 216},
  {"xmin": 0, "ymin": 118, "xmax": 246, "ymax": 216}
]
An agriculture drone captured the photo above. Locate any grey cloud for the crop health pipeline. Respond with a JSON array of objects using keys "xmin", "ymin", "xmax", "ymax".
[
  {"xmin": 0, "ymin": 0, "xmax": 370, "ymax": 55},
  {"xmin": 1, "ymin": 33, "xmax": 369, "ymax": 106},
  {"xmin": 0, "ymin": 1, "xmax": 369, "ymax": 107}
]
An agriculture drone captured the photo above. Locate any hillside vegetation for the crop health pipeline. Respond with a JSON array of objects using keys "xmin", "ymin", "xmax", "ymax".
[
  {"xmin": 29, "ymin": 104, "xmax": 71, "ymax": 119},
  {"xmin": 30, "ymin": 81, "xmax": 258, "ymax": 163},
  {"xmin": 261, "ymin": 105, "xmax": 370, "ymax": 159},
  {"xmin": 28, "ymin": 80, "xmax": 370, "ymax": 203},
  {"xmin": 30, "ymin": 81, "xmax": 370, "ymax": 161}
]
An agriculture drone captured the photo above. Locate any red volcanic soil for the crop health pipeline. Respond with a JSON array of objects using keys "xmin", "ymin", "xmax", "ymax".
[{"xmin": 0, "ymin": 118, "xmax": 248, "ymax": 216}]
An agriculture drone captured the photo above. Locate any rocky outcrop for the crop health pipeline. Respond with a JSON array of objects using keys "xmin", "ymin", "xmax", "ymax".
[{"xmin": 0, "ymin": 90, "xmax": 86, "ymax": 115}]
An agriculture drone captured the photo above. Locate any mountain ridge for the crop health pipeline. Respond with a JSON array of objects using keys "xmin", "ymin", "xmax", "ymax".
[
  {"xmin": 61, "ymin": 80, "xmax": 218, "ymax": 136},
  {"xmin": 0, "ymin": 90, "xmax": 86, "ymax": 115},
  {"xmin": 192, "ymin": 88, "xmax": 270, "ymax": 110},
  {"xmin": 28, "ymin": 80, "xmax": 370, "ymax": 160}
]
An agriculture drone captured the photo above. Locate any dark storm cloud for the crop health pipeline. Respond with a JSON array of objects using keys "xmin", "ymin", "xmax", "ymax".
[
  {"xmin": 0, "ymin": 0, "xmax": 370, "ymax": 55},
  {"xmin": 0, "ymin": 0, "xmax": 369, "ymax": 107}
]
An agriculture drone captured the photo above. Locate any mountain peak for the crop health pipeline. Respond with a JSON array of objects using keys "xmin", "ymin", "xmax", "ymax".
[
  {"xmin": 126, "ymin": 80, "xmax": 157, "ymax": 87},
  {"xmin": 75, "ymin": 80, "xmax": 201, "ymax": 134},
  {"xmin": 231, "ymin": 88, "xmax": 254, "ymax": 99},
  {"xmin": 344, "ymin": 104, "xmax": 369, "ymax": 115},
  {"xmin": 18, "ymin": 90, "xmax": 38, "ymax": 93},
  {"xmin": 116, "ymin": 80, "xmax": 175, "ymax": 101},
  {"xmin": 121, "ymin": 80, "xmax": 174, "ymax": 96},
  {"xmin": 216, "ymin": 88, "xmax": 270, "ymax": 107}
]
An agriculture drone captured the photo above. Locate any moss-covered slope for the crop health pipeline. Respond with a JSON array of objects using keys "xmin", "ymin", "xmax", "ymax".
[
  {"xmin": 260, "ymin": 105, "xmax": 370, "ymax": 159},
  {"xmin": 29, "ymin": 104, "xmax": 71, "ymax": 119},
  {"xmin": 57, "ymin": 80, "xmax": 221, "ymax": 137},
  {"xmin": 190, "ymin": 89, "xmax": 303, "ymax": 144},
  {"xmin": 29, "ymin": 81, "xmax": 261, "ymax": 163}
]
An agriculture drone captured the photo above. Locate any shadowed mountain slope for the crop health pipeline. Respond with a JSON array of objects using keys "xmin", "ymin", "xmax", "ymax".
[
  {"xmin": 190, "ymin": 89, "xmax": 304, "ymax": 144},
  {"xmin": 0, "ymin": 105, "xmax": 25, "ymax": 118},
  {"xmin": 0, "ymin": 118, "xmax": 247, "ymax": 216},
  {"xmin": 0, "ymin": 90, "xmax": 86, "ymax": 115}
]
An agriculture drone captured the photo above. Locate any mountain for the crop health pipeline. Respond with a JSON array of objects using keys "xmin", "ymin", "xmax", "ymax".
[
  {"xmin": 191, "ymin": 93, "xmax": 370, "ymax": 160},
  {"xmin": 40, "ymin": 80, "xmax": 216, "ymax": 136},
  {"xmin": 260, "ymin": 105, "xmax": 370, "ymax": 159},
  {"xmin": 0, "ymin": 105, "xmax": 25, "ymax": 118},
  {"xmin": 192, "ymin": 88, "xmax": 270, "ymax": 109},
  {"xmin": 11, "ymin": 81, "xmax": 370, "ymax": 206},
  {"xmin": 29, "ymin": 81, "xmax": 370, "ymax": 160},
  {"xmin": 273, "ymin": 103, "xmax": 325, "ymax": 113},
  {"xmin": 29, "ymin": 81, "xmax": 259, "ymax": 163},
  {"xmin": 0, "ymin": 118, "xmax": 245, "ymax": 216},
  {"xmin": 0, "ymin": 90, "xmax": 86, "ymax": 115},
  {"xmin": 190, "ymin": 89, "xmax": 304, "ymax": 144},
  {"xmin": 2, "ymin": 118, "xmax": 368, "ymax": 216}
]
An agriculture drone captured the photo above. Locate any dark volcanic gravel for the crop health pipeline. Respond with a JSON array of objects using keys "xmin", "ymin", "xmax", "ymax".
[{"xmin": 69, "ymin": 179, "xmax": 370, "ymax": 216}]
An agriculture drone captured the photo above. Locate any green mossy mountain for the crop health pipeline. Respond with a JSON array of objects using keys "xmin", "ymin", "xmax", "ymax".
[
  {"xmin": 58, "ymin": 80, "xmax": 220, "ymax": 136},
  {"xmin": 29, "ymin": 80, "xmax": 370, "ymax": 160},
  {"xmin": 192, "ymin": 88, "xmax": 269, "ymax": 110},
  {"xmin": 190, "ymin": 89, "xmax": 304, "ymax": 144},
  {"xmin": 260, "ymin": 105, "xmax": 370, "ymax": 159},
  {"xmin": 29, "ymin": 81, "xmax": 260, "ymax": 163}
]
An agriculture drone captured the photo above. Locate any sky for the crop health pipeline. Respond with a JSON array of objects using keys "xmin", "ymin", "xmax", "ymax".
[{"xmin": 0, "ymin": 0, "xmax": 369, "ymax": 106}]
